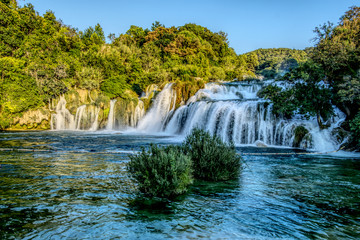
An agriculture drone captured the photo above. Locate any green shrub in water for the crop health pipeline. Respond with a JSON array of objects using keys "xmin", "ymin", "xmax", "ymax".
[
  {"xmin": 128, "ymin": 144, "xmax": 193, "ymax": 198},
  {"xmin": 182, "ymin": 128, "xmax": 241, "ymax": 181}
]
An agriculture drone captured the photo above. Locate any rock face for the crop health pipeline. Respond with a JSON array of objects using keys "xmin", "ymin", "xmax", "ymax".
[
  {"xmin": 10, "ymin": 107, "xmax": 50, "ymax": 130},
  {"xmin": 113, "ymin": 98, "xmax": 144, "ymax": 129}
]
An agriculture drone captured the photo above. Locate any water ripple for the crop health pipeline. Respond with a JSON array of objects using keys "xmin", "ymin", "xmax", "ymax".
[{"xmin": 1, "ymin": 131, "xmax": 359, "ymax": 239}]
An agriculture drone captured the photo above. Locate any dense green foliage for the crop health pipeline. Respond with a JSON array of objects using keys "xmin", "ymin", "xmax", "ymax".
[
  {"xmin": 0, "ymin": 2, "xmax": 259, "ymax": 129},
  {"xmin": 311, "ymin": 7, "xmax": 360, "ymax": 120},
  {"xmin": 261, "ymin": 6, "xmax": 360, "ymax": 147},
  {"xmin": 350, "ymin": 112, "xmax": 360, "ymax": 147},
  {"xmin": 128, "ymin": 144, "xmax": 193, "ymax": 198},
  {"xmin": 258, "ymin": 61, "xmax": 334, "ymax": 127},
  {"xmin": 246, "ymin": 48, "xmax": 308, "ymax": 79},
  {"xmin": 182, "ymin": 128, "xmax": 241, "ymax": 181}
]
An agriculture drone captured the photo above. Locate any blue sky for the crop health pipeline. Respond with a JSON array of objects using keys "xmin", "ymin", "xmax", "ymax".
[{"xmin": 22, "ymin": 0, "xmax": 359, "ymax": 54}]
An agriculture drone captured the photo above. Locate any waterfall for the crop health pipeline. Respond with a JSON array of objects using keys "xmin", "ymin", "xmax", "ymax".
[
  {"xmin": 87, "ymin": 107, "xmax": 99, "ymax": 131},
  {"xmin": 136, "ymin": 83, "xmax": 177, "ymax": 132},
  {"xmin": 52, "ymin": 95, "xmax": 146, "ymax": 131},
  {"xmin": 50, "ymin": 81, "xmax": 345, "ymax": 151},
  {"xmin": 51, "ymin": 96, "xmax": 75, "ymax": 130},
  {"xmin": 75, "ymin": 105, "xmax": 86, "ymax": 130},
  {"xmin": 140, "ymin": 81, "xmax": 345, "ymax": 151},
  {"xmin": 106, "ymin": 99, "xmax": 117, "ymax": 130},
  {"xmin": 51, "ymin": 96, "xmax": 100, "ymax": 131},
  {"xmin": 131, "ymin": 100, "xmax": 145, "ymax": 127}
]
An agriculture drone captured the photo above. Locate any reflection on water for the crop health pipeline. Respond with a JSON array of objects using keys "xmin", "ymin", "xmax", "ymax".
[{"xmin": 0, "ymin": 131, "xmax": 359, "ymax": 239}]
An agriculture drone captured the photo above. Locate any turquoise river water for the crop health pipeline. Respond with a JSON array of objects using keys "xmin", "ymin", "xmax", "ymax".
[{"xmin": 0, "ymin": 131, "xmax": 359, "ymax": 239}]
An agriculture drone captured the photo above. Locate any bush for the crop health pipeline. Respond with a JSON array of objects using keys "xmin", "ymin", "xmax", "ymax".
[
  {"xmin": 128, "ymin": 144, "xmax": 193, "ymax": 198},
  {"xmin": 182, "ymin": 128, "xmax": 241, "ymax": 181}
]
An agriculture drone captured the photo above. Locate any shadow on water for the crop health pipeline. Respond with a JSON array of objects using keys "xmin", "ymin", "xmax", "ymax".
[
  {"xmin": 189, "ymin": 178, "xmax": 241, "ymax": 197},
  {"xmin": 123, "ymin": 178, "xmax": 242, "ymax": 239},
  {"xmin": 127, "ymin": 196, "xmax": 177, "ymax": 220},
  {"xmin": 0, "ymin": 205, "xmax": 54, "ymax": 239},
  {"xmin": 126, "ymin": 178, "xmax": 241, "ymax": 225}
]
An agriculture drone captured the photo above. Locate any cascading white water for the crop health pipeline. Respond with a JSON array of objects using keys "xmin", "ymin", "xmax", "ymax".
[
  {"xmin": 75, "ymin": 105, "xmax": 86, "ymax": 130},
  {"xmin": 106, "ymin": 99, "xmax": 117, "ymax": 130},
  {"xmin": 51, "ymin": 96, "xmax": 76, "ymax": 130},
  {"xmin": 139, "ymin": 81, "xmax": 345, "ymax": 151},
  {"xmin": 89, "ymin": 108, "xmax": 100, "ymax": 131},
  {"xmin": 51, "ymin": 81, "xmax": 345, "ymax": 151},
  {"xmin": 52, "ymin": 95, "xmax": 145, "ymax": 131},
  {"xmin": 130, "ymin": 100, "xmax": 145, "ymax": 127},
  {"xmin": 136, "ymin": 83, "xmax": 177, "ymax": 133},
  {"xmin": 187, "ymin": 82, "xmax": 262, "ymax": 103},
  {"xmin": 51, "ymin": 96, "xmax": 100, "ymax": 131}
]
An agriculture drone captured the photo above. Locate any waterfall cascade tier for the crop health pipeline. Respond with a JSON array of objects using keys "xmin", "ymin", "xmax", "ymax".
[
  {"xmin": 51, "ymin": 96, "xmax": 100, "ymax": 131},
  {"xmin": 51, "ymin": 95, "xmax": 145, "ymax": 131},
  {"xmin": 136, "ymin": 83, "xmax": 177, "ymax": 133},
  {"xmin": 50, "ymin": 81, "xmax": 346, "ymax": 151},
  {"xmin": 106, "ymin": 99, "xmax": 117, "ymax": 130},
  {"xmin": 138, "ymin": 81, "xmax": 345, "ymax": 151}
]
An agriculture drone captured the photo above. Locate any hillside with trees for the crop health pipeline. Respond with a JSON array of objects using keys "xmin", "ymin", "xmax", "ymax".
[
  {"xmin": 246, "ymin": 48, "xmax": 308, "ymax": 79},
  {"xmin": 0, "ymin": 1, "xmax": 259, "ymax": 129}
]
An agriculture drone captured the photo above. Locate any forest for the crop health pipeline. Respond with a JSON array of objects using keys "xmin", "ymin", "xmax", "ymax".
[{"xmin": 0, "ymin": 0, "xmax": 259, "ymax": 129}]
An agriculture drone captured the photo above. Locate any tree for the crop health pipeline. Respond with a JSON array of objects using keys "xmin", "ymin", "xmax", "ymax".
[
  {"xmin": 311, "ymin": 6, "xmax": 360, "ymax": 118},
  {"xmin": 262, "ymin": 61, "xmax": 333, "ymax": 128},
  {"xmin": 107, "ymin": 33, "xmax": 115, "ymax": 43},
  {"xmin": 81, "ymin": 23, "xmax": 105, "ymax": 46},
  {"xmin": 151, "ymin": 21, "xmax": 164, "ymax": 31},
  {"xmin": 126, "ymin": 25, "xmax": 147, "ymax": 47}
]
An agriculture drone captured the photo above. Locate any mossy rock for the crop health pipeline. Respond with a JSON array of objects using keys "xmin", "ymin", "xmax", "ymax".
[
  {"xmin": 140, "ymin": 85, "xmax": 160, "ymax": 112},
  {"xmin": 90, "ymin": 89, "xmax": 99, "ymax": 102},
  {"xmin": 173, "ymin": 79, "xmax": 205, "ymax": 108},
  {"xmin": 94, "ymin": 94, "xmax": 110, "ymax": 108},
  {"xmin": 39, "ymin": 119, "xmax": 50, "ymax": 130},
  {"xmin": 114, "ymin": 97, "xmax": 140, "ymax": 127},
  {"xmin": 141, "ymin": 90, "xmax": 159, "ymax": 112},
  {"xmin": 293, "ymin": 126, "xmax": 309, "ymax": 148},
  {"xmin": 98, "ymin": 108, "xmax": 110, "ymax": 129},
  {"xmin": 64, "ymin": 90, "xmax": 81, "ymax": 115},
  {"xmin": 8, "ymin": 119, "xmax": 50, "ymax": 130}
]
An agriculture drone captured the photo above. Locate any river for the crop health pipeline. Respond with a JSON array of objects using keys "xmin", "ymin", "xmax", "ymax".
[{"xmin": 1, "ymin": 131, "xmax": 359, "ymax": 239}]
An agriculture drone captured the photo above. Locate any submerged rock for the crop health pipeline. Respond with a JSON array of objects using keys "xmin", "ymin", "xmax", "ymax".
[{"xmin": 255, "ymin": 140, "xmax": 268, "ymax": 148}]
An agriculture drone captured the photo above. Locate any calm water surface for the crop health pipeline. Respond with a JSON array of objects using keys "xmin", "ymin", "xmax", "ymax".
[{"xmin": 0, "ymin": 131, "xmax": 359, "ymax": 239}]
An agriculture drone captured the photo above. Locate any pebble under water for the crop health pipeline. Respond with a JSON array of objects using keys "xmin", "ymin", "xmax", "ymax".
[{"xmin": 0, "ymin": 131, "xmax": 359, "ymax": 239}]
